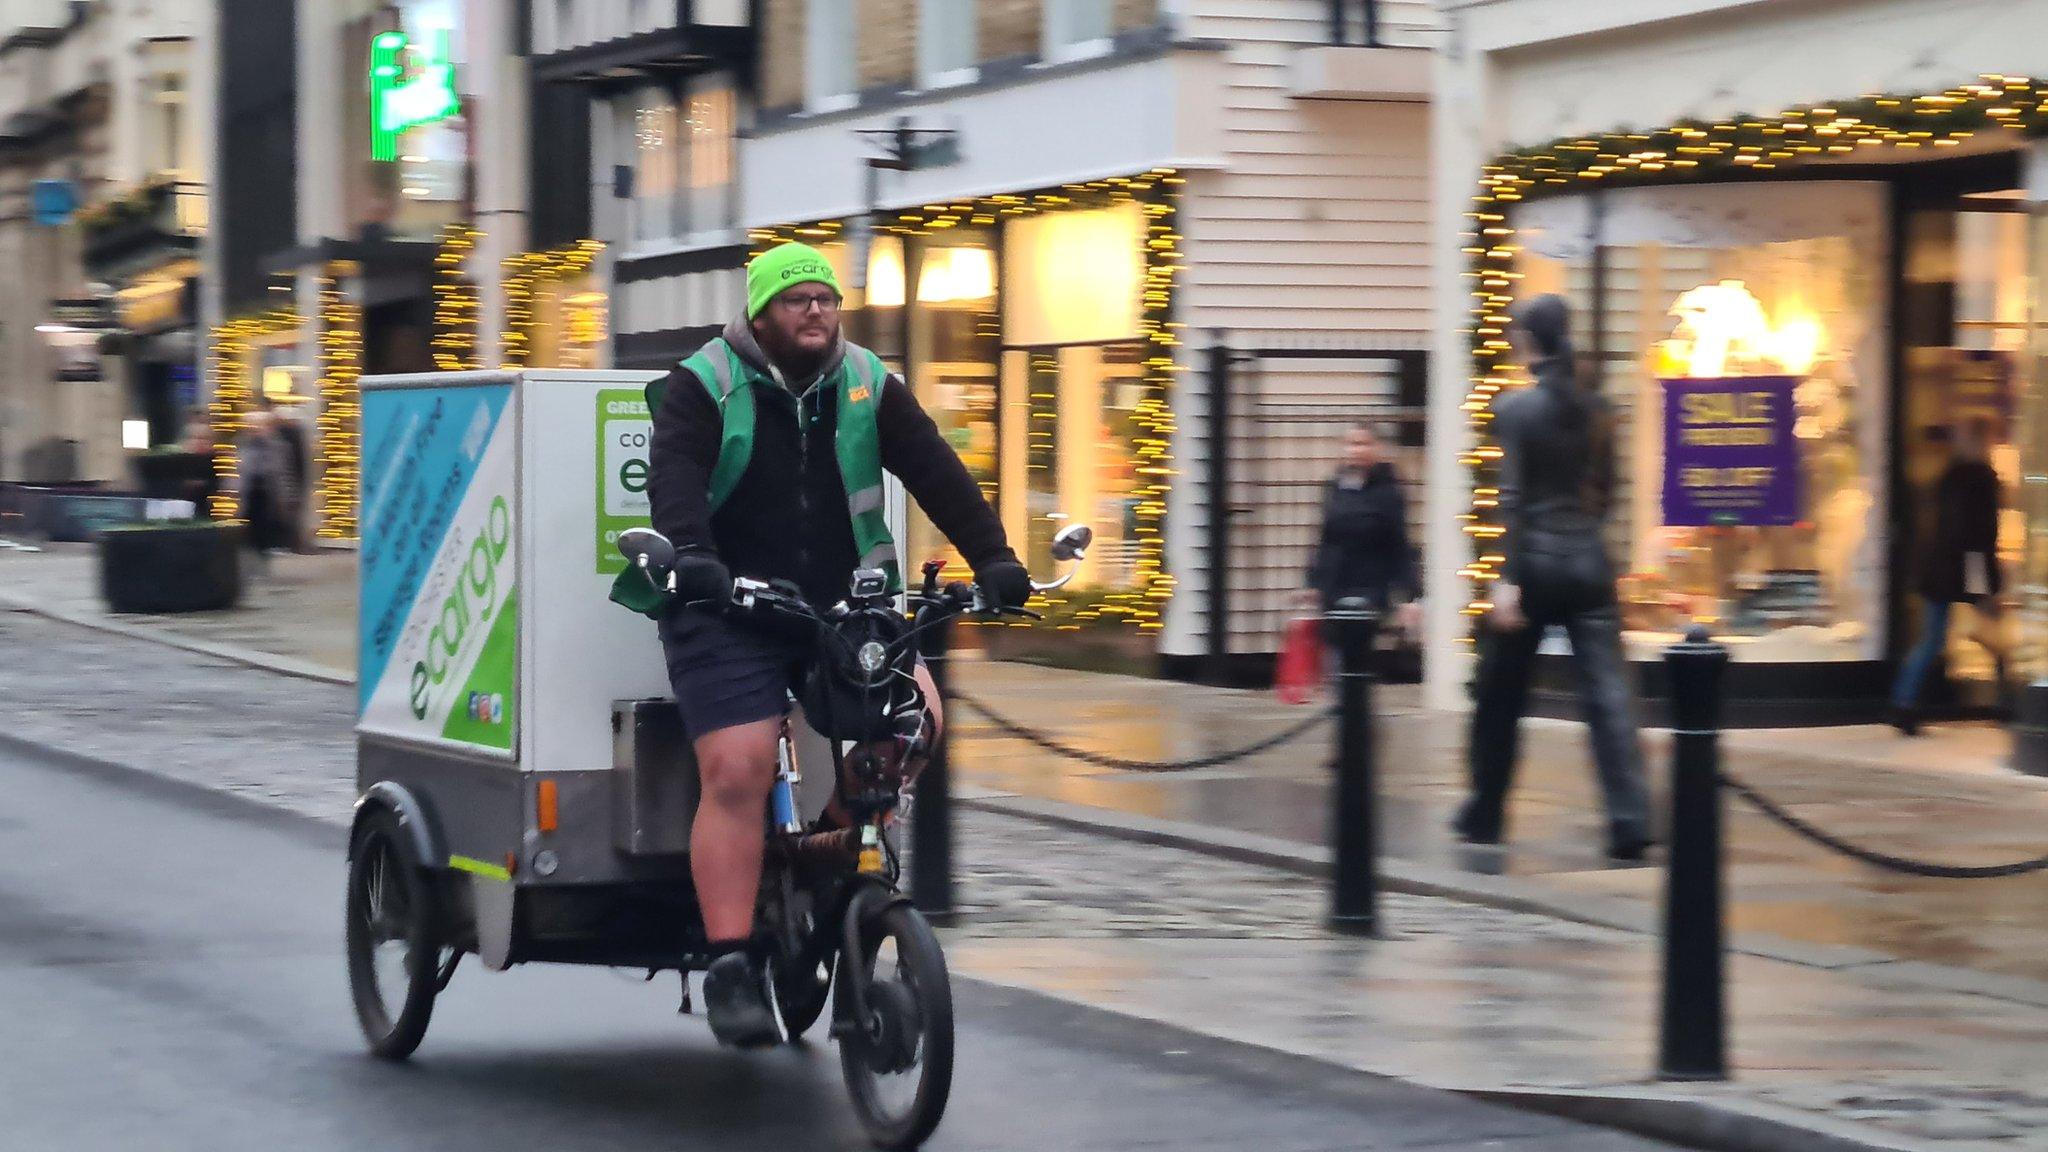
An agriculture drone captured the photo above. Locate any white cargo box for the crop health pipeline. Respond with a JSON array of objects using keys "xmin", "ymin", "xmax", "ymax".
[
  {"xmin": 355, "ymin": 369, "xmax": 908, "ymax": 775},
  {"xmin": 358, "ymin": 369, "xmax": 670, "ymax": 772}
]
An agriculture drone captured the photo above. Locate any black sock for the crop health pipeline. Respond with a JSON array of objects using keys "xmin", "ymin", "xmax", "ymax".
[{"xmin": 708, "ymin": 937, "xmax": 753, "ymax": 962}]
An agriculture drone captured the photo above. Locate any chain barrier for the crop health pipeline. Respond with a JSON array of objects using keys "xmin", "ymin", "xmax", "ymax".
[
  {"xmin": 949, "ymin": 688, "xmax": 1333, "ymax": 773},
  {"xmin": 1721, "ymin": 770, "xmax": 2048, "ymax": 879}
]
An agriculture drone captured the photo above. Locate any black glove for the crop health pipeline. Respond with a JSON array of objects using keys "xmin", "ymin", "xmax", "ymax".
[
  {"xmin": 975, "ymin": 557, "xmax": 1032, "ymax": 610},
  {"xmin": 673, "ymin": 551, "xmax": 733, "ymax": 605}
]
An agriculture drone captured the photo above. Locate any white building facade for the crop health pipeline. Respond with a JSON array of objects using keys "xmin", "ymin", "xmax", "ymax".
[
  {"xmin": 0, "ymin": 0, "xmax": 209, "ymax": 486},
  {"xmin": 744, "ymin": 0, "xmax": 1441, "ymax": 679}
]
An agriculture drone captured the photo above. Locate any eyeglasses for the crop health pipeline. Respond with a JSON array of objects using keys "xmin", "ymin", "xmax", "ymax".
[{"xmin": 776, "ymin": 291, "xmax": 841, "ymax": 314}]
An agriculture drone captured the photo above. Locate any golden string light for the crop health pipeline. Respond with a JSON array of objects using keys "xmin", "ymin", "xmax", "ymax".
[
  {"xmin": 1460, "ymin": 73, "xmax": 2048, "ymax": 622},
  {"xmin": 315, "ymin": 262, "xmax": 363, "ymax": 539},
  {"xmin": 205, "ymin": 306, "xmax": 301, "ymax": 521},
  {"xmin": 432, "ymin": 221, "xmax": 483, "ymax": 371},
  {"xmin": 500, "ymin": 239, "xmax": 606, "ymax": 368},
  {"xmin": 751, "ymin": 170, "xmax": 1185, "ymax": 632}
]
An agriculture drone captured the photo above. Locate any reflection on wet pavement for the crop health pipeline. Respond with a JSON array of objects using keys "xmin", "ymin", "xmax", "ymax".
[
  {"xmin": 947, "ymin": 808, "xmax": 2048, "ymax": 1149},
  {"xmin": 951, "ymin": 658, "xmax": 2048, "ymax": 985}
]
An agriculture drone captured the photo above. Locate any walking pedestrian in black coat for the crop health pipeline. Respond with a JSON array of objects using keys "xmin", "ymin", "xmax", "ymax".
[
  {"xmin": 1456, "ymin": 294, "xmax": 1653, "ymax": 861},
  {"xmin": 1891, "ymin": 419, "xmax": 2006, "ymax": 733},
  {"xmin": 1301, "ymin": 422, "xmax": 1421, "ymax": 636}
]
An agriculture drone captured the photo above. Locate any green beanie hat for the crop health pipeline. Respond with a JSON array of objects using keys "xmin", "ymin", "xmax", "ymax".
[{"xmin": 747, "ymin": 242, "xmax": 842, "ymax": 320}]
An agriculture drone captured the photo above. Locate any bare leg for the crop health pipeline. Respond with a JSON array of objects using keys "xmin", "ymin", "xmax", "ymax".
[{"xmin": 690, "ymin": 718, "xmax": 780, "ymax": 943}]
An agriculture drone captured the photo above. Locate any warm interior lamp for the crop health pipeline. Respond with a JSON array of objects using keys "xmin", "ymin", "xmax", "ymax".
[
  {"xmin": 918, "ymin": 247, "xmax": 996, "ymax": 304},
  {"xmin": 1664, "ymin": 280, "xmax": 1823, "ymax": 377},
  {"xmin": 866, "ymin": 238, "xmax": 906, "ymax": 308}
]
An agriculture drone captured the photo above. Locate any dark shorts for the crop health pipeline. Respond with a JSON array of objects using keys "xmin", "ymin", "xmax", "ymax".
[{"xmin": 658, "ymin": 610, "xmax": 810, "ymax": 740}]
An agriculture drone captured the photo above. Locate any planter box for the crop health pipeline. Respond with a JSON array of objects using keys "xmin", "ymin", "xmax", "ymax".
[{"xmin": 98, "ymin": 522, "xmax": 244, "ymax": 613}]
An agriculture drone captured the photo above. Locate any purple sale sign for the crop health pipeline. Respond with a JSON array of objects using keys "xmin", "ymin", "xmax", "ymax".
[{"xmin": 1661, "ymin": 375, "xmax": 1800, "ymax": 527}]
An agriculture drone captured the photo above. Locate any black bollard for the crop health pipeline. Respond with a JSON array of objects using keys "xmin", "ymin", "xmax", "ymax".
[
  {"xmin": 910, "ymin": 610, "xmax": 956, "ymax": 923},
  {"xmin": 1660, "ymin": 625, "xmax": 1729, "ymax": 1081},
  {"xmin": 1328, "ymin": 597, "xmax": 1381, "ymax": 936}
]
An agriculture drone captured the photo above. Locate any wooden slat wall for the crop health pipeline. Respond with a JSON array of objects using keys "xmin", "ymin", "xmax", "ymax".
[{"xmin": 1167, "ymin": 0, "xmax": 1442, "ymax": 656}]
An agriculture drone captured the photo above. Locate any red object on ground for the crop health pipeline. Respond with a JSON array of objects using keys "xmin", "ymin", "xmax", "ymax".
[{"xmin": 1274, "ymin": 616, "xmax": 1324, "ymax": 705}]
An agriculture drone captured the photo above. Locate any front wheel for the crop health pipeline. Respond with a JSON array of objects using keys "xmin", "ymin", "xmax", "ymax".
[
  {"xmin": 838, "ymin": 902, "xmax": 954, "ymax": 1150},
  {"xmin": 345, "ymin": 810, "xmax": 446, "ymax": 1059}
]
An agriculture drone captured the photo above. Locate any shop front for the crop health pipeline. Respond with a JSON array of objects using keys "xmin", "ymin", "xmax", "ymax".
[
  {"xmin": 755, "ymin": 176, "xmax": 1178, "ymax": 667},
  {"xmin": 1426, "ymin": 8, "xmax": 2048, "ymax": 756},
  {"xmin": 1500, "ymin": 161, "xmax": 2033, "ymax": 725}
]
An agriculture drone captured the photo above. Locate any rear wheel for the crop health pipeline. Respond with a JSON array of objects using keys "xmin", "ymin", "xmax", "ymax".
[
  {"xmin": 838, "ymin": 902, "xmax": 954, "ymax": 1150},
  {"xmin": 345, "ymin": 810, "xmax": 446, "ymax": 1059}
]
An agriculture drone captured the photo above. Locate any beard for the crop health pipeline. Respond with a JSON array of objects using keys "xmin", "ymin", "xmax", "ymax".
[{"xmin": 757, "ymin": 317, "xmax": 837, "ymax": 383}]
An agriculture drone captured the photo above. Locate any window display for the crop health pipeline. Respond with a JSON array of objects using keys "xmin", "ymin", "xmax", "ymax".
[
  {"xmin": 1517, "ymin": 182, "xmax": 1889, "ymax": 661},
  {"xmin": 816, "ymin": 203, "xmax": 1154, "ymax": 614}
]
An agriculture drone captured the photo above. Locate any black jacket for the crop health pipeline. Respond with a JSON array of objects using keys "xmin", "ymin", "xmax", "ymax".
[
  {"xmin": 647, "ymin": 316, "xmax": 1016, "ymax": 608},
  {"xmin": 1496, "ymin": 296, "xmax": 1618, "ymax": 605},
  {"xmin": 1307, "ymin": 463, "xmax": 1416, "ymax": 611},
  {"xmin": 1917, "ymin": 459, "xmax": 2002, "ymax": 604}
]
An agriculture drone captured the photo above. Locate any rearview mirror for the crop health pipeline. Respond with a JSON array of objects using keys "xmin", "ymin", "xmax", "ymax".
[
  {"xmin": 1050, "ymin": 523, "xmax": 1093, "ymax": 563},
  {"xmin": 616, "ymin": 526, "xmax": 676, "ymax": 573}
]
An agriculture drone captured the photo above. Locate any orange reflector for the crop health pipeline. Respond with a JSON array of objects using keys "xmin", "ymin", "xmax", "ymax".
[{"xmin": 537, "ymin": 779, "xmax": 559, "ymax": 833}]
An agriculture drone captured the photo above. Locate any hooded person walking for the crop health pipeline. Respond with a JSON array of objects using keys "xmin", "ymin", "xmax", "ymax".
[{"xmin": 1455, "ymin": 294, "xmax": 1654, "ymax": 861}]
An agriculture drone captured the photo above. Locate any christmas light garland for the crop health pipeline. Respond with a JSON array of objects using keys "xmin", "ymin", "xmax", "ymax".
[
  {"xmin": 1461, "ymin": 74, "xmax": 2048, "ymax": 621},
  {"xmin": 432, "ymin": 221, "xmax": 483, "ymax": 371},
  {"xmin": 501, "ymin": 239, "xmax": 606, "ymax": 368},
  {"xmin": 315, "ymin": 263, "xmax": 363, "ymax": 539},
  {"xmin": 205, "ymin": 306, "xmax": 302, "ymax": 521}
]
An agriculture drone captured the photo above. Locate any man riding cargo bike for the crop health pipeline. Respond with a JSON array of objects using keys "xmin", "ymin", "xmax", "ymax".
[
  {"xmin": 345, "ymin": 240, "xmax": 1084, "ymax": 1150},
  {"xmin": 638, "ymin": 242, "xmax": 1030, "ymax": 1048}
]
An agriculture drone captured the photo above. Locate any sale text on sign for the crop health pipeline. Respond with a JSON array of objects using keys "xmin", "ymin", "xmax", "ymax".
[{"xmin": 1661, "ymin": 376, "xmax": 1800, "ymax": 527}]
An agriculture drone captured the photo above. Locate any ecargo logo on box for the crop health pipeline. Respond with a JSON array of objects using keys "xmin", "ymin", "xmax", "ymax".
[
  {"xmin": 606, "ymin": 396, "xmax": 653, "ymax": 511},
  {"xmin": 409, "ymin": 495, "xmax": 513, "ymax": 720},
  {"xmin": 597, "ymin": 389, "xmax": 654, "ymax": 573}
]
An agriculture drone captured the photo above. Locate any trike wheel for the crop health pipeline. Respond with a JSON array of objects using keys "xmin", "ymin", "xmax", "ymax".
[
  {"xmin": 346, "ymin": 810, "xmax": 446, "ymax": 1060},
  {"xmin": 838, "ymin": 902, "xmax": 953, "ymax": 1150}
]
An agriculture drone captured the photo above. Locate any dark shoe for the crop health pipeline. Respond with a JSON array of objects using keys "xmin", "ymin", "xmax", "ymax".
[
  {"xmin": 1888, "ymin": 706, "xmax": 1921, "ymax": 737},
  {"xmin": 703, "ymin": 951, "xmax": 783, "ymax": 1049},
  {"xmin": 1451, "ymin": 801, "xmax": 1502, "ymax": 846}
]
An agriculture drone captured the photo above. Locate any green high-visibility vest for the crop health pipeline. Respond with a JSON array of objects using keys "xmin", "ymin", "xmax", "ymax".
[{"xmin": 610, "ymin": 338, "xmax": 899, "ymax": 618}]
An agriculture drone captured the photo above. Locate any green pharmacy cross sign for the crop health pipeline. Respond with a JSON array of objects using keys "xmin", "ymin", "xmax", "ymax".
[{"xmin": 370, "ymin": 29, "xmax": 460, "ymax": 162}]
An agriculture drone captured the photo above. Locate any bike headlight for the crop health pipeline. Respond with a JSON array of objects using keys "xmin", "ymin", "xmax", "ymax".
[{"xmin": 858, "ymin": 641, "xmax": 888, "ymax": 676}]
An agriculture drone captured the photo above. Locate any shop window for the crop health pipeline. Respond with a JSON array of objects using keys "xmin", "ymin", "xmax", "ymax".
[
  {"xmin": 615, "ymin": 86, "xmax": 683, "ymax": 244},
  {"xmin": 1901, "ymin": 205, "xmax": 2028, "ymax": 692},
  {"xmin": 900, "ymin": 232, "xmax": 1002, "ymax": 577},
  {"xmin": 1516, "ymin": 182, "xmax": 1888, "ymax": 663},
  {"xmin": 806, "ymin": 0, "xmax": 858, "ymax": 111},
  {"xmin": 1044, "ymin": 0, "xmax": 1114, "ymax": 62},
  {"xmin": 917, "ymin": 0, "xmax": 979, "ymax": 87},
  {"xmin": 612, "ymin": 76, "xmax": 734, "ymax": 247},
  {"xmin": 1001, "ymin": 202, "xmax": 1144, "ymax": 346},
  {"xmin": 996, "ymin": 203, "xmax": 1149, "ymax": 598},
  {"xmin": 683, "ymin": 78, "xmax": 736, "ymax": 236},
  {"xmin": 149, "ymin": 73, "xmax": 189, "ymax": 178},
  {"xmin": 812, "ymin": 204, "xmax": 1150, "ymax": 612},
  {"xmin": 1001, "ymin": 343, "xmax": 1147, "ymax": 591}
]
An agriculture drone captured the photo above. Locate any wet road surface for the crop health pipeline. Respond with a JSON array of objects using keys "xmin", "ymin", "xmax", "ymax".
[{"xmin": 0, "ymin": 743, "xmax": 1682, "ymax": 1151}]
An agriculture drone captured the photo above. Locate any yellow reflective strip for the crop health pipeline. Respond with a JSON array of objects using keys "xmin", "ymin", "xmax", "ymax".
[{"xmin": 448, "ymin": 854, "xmax": 511, "ymax": 882}]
